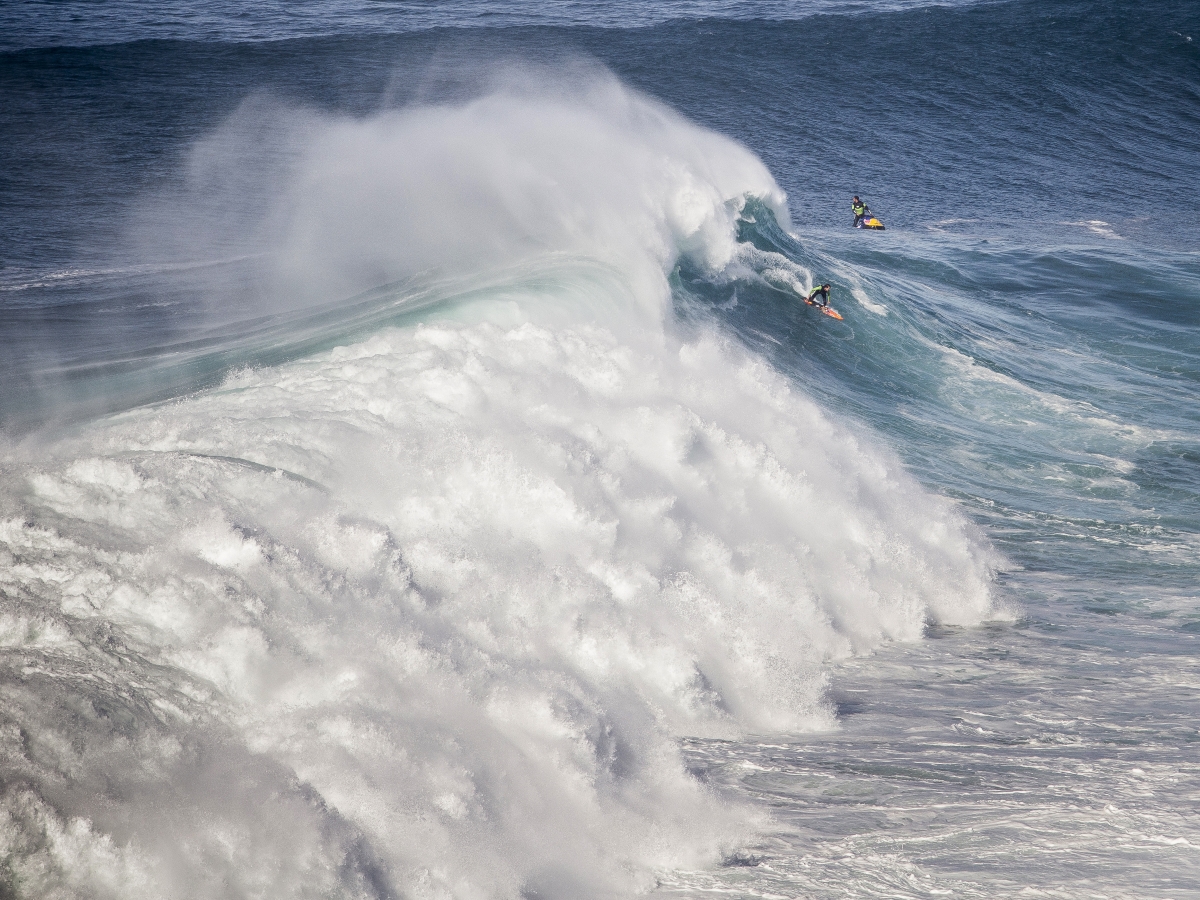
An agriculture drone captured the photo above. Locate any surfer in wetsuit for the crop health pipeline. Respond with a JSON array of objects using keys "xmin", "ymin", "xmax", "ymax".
[
  {"xmin": 807, "ymin": 283, "xmax": 831, "ymax": 307},
  {"xmin": 852, "ymin": 196, "xmax": 869, "ymax": 228}
]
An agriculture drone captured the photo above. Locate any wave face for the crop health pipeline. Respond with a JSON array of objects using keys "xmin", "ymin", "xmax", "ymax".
[{"xmin": 0, "ymin": 74, "xmax": 997, "ymax": 898}]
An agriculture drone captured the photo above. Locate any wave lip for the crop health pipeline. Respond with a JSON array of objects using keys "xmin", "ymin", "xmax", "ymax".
[{"xmin": 132, "ymin": 62, "xmax": 788, "ymax": 328}]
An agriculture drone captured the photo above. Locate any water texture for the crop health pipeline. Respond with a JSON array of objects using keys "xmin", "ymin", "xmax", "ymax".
[{"xmin": 1, "ymin": 0, "xmax": 1198, "ymax": 897}]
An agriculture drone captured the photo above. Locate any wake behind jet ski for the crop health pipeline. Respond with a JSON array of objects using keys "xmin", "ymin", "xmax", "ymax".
[{"xmin": 852, "ymin": 195, "xmax": 885, "ymax": 230}]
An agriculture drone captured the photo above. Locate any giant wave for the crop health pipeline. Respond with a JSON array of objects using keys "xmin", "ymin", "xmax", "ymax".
[{"xmin": 0, "ymin": 68, "xmax": 998, "ymax": 899}]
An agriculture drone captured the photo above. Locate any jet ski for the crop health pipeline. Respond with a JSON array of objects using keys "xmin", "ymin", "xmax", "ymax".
[{"xmin": 855, "ymin": 209, "xmax": 885, "ymax": 230}]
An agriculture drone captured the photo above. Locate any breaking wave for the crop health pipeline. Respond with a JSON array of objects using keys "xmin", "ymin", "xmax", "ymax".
[{"xmin": 0, "ymin": 67, "xmax": 997, "ymax": 899}]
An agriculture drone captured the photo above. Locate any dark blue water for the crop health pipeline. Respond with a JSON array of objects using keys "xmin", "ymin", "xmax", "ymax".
[{"xmin": 2, "ymin": 1, "xmax": 1199, "ymax": 897}]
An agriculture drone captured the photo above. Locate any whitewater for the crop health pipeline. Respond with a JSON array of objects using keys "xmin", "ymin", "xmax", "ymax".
[
  {"xmin": 0, "ymin": 73, "xmax": 999, "ymax": 898},
  {"xmin": 2, "ymin": 1, "xmax": 1199, "ymax": 898}
]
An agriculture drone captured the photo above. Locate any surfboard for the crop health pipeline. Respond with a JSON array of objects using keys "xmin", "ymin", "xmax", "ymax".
[{"xmin": 805, "ymin": 299, "xmax": 844, "ymax": 320}]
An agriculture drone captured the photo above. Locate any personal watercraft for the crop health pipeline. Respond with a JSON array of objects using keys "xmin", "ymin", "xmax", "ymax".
[{"xmin": 855, "ymin": 210, "xmax": 885, "ymax": 230}]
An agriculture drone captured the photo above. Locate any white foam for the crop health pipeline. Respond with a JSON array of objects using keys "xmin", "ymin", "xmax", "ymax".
[
  {"xmin": 931, "ymin": 339, "xmax": 1179, "ymax": 443},
  {"xmin": 0, "ymin": 68, "xmax": 998, "ymax": 898},
  {"xmin": 0, "ymin": 313, "xmax": 998, "ymax": 897},
  {"xmin": 852, "ymin": 286, "xmax": 887, "ymax": 315}
]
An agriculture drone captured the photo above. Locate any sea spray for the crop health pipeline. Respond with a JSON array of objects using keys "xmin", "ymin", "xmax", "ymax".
[
  {"xmin": 131, "ymin": 63, "xmax": 787, "ymax": 324},
  {"xmin": 0, "ymin": 67, "xmax": 998, "ymax": 898}
]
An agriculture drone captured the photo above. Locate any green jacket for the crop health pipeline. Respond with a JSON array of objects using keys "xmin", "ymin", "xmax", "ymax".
[
  {"xmin": 808, "ymin": 285, "xmax": 829, "ymax": 302},
  {"xmin": 852, "ymin": 200, "xmax": 867, "ymax": 215}
]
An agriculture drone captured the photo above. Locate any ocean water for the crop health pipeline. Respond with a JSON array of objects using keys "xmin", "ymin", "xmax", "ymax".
[{"xmin": 1, "ymin": 1, "xmax": 1199, "ymax": 898}]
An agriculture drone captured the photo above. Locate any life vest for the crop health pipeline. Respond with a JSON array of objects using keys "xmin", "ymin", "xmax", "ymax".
[{"xmin": 852, "ymin": 201, "xmax": 866, "ymax": 215}]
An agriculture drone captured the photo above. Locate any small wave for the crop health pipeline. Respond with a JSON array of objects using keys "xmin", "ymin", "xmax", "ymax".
[
  {"xmin": 0, "ymin": 0, "xmax": 1000, "ymax": 52},
  {"xmin": 851, "ymin": 285, "xmax": 888, "ymax": 316},
  {"xmin": 1062, "ymin": 219, "xmax": 1124, "ymax": 240},
  {"xmin": 0, "ymin": 255, "xmax": 265, "ymax": 293},
  {"xmin": 929, "ymin": 218, "xmax": 980, "ymax": 227}
]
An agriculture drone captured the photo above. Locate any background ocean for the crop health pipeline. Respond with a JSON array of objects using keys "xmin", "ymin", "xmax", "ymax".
[{"xmin": 2, "ymin": 1, "xmax": 1199, "ymax": 897}]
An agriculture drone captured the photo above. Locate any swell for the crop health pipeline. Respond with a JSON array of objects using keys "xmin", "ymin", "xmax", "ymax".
[{"xmin": 0, "ymin": 0, "xmax": 993, "ymax": 53}]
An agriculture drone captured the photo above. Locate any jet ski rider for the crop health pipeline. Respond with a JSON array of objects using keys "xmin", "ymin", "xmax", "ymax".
[
  {"xmin": 807, "ymin": 283, "xmax": 832, "ymax": 307},
  {"xmin": 852, "ymin": 196, "xmax": 869, "ymax": 228}
]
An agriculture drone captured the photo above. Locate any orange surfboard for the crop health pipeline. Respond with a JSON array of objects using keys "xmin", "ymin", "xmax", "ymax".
[{"xmin": 805, "ymin": 299, "xmax": 844, "ymax": 320}]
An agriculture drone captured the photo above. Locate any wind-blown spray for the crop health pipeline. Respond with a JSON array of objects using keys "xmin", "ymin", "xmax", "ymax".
[{"xmin": 0, "ymin": 66, "xmax": 997, "ymax": 899}]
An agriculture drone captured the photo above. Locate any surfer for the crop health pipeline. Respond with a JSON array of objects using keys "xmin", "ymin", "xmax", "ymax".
[
  {"xmin": 807, "ymin": 283, "xmax": 831, "ymax": 307},
  {"xmin": 852, "ymin": 196, "xmax": 869, "ymax": 228}
]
